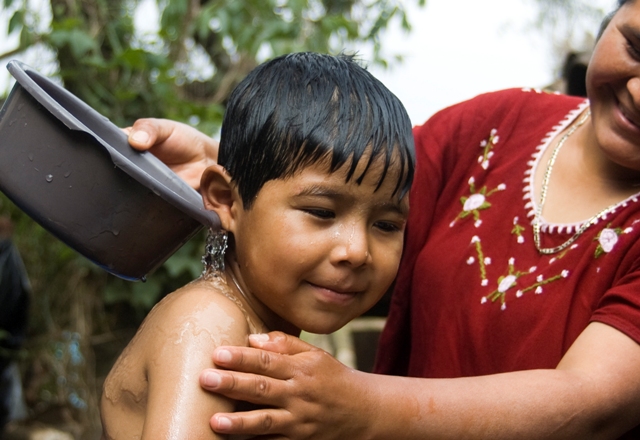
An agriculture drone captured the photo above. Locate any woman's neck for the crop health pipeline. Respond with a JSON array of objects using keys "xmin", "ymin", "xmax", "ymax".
[
  {"xmin": 578, "ymin": 120, "xmax": 640, "ymax": 186},
  {"xmin": 535, "ymin": 112, "xmax": 640, "ymax": 224}
]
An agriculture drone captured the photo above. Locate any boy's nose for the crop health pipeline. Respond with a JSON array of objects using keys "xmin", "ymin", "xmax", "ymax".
[{"xmin": 332, "ymin": 224, "xmax": 372, "ymax": 267}]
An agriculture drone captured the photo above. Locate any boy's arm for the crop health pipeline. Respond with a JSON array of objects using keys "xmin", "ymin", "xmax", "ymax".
[{"xmin": 140, "ymin": 285, "xmax": 250, "ymax": 440}]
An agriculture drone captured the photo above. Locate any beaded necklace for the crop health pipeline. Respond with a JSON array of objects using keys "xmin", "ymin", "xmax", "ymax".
[{"xmin": 532, "ymin": 109, "xmax": 613, "ymax": 254}]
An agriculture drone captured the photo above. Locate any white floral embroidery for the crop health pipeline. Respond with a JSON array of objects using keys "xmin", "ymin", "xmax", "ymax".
[
  {"xmin": 464, "ymin": 194, "xmax": 486, "ymax": 211},
  {"xmin": 599, "ymin": 228, "xmax": 618, "ymax": 253},
  {"xmin": 498, "ymin": 275, "xmax": 517, "ymax": 293}
]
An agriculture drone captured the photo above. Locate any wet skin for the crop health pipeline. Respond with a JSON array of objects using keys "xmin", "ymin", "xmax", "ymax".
[
  {"xmin": 202, "ymin": 155, "xmax": 409, "ymax": 336},
  {"xmin": 100, "ymin": 155, "xmax": 409, "ymax": 439}
]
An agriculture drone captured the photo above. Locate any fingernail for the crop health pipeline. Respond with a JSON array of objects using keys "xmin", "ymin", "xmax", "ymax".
[
  {"xmin": 215, "ymin": 416, "xmax": 232, "ymax": 430},
  {"xmin": 203, "ymin": 371, "xmax": 221, "ymax": 387},
  {"xmin": 249, "ymin": 333, "xmax": 269, "ymax": 343},
  {"xmin": 214, "ymin": 348, "xmax": 232, "ymax": 363},
  {"xmin": 130, "ymin": 130, "xmax": 149, "ymax": 144}
]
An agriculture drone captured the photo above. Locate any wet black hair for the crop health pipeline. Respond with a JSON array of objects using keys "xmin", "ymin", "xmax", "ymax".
[{"xmin": 217, "ymin": 52, "xmax": 415, "ymax": 209}]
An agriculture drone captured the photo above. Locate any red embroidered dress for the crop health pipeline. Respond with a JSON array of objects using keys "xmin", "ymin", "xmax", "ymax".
[{"xmin": 375, "ymin": 89, "xmax": 640, "ymax": 437}]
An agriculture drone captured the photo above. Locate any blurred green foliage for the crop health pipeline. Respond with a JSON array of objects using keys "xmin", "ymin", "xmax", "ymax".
[{"xmin": 0, "ymin": 0, "xmax": 425, "ymax": 321}]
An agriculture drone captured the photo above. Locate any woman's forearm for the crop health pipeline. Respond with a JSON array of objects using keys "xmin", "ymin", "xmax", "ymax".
[
  {"xmin": 203, "ymin": 324, "xmax": 640, "ymax": 440},
  {"xmin": 363, "ymin": 369, "xmax": 606, "ymax": 440}
]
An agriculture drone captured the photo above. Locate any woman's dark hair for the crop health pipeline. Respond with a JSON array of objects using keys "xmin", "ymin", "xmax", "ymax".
[
  {"xmin": 597, "ymin": 0, "xmax": 631, "ymax": 39},
  {"xmin": 217, "ymin": 52, "xmax": 415, "ymax": 209}
]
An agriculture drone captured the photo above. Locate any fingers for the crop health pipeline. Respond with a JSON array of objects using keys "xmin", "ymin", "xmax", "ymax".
[
  {"xmin": 248, "ymin": 332, "xmax": 320, "ymax": 355},
  {"xmin": 127, "ymin": 118, "xmax": 168, "ymax": 150},
  {"xmin": 211, "ymin": 409, "xmax": 305, "ymax": 439},
  {"xmin": 124, "ymin": 117, "xmax": 219, "ymax": 189},
  {"xmin": 210, "ymin": 334, "xmax": 321, "ymax": 379},
  {"xmin": 200, "ymin": 369, "xmax": 285, "ymax": 406},
  {"xmin": 210, "ymin": 345, "xmax": 297, "ymax": 379}
]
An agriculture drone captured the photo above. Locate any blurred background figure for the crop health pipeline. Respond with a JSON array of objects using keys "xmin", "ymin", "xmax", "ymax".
[{"xmin": 0, "ymin": 216, "xmax": 30, "ymax": 434}]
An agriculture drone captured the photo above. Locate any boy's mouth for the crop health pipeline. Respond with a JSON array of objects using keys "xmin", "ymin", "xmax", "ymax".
[{"xmin": 308, "ymin": 282, "xmax": 361, "ymax": 305}]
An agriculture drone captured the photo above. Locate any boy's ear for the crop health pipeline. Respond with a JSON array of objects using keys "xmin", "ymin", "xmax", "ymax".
[{"xmin": 199, "ymin": 164, "xmax": 240, "ymax": 231}]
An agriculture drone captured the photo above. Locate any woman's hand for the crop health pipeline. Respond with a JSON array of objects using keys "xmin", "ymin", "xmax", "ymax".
[
  {"xmin": 199, "ymin": 332, "xmax": 375, "ymax": 440},
  {"xmin": 200, "ymin": 323, "xmax": 640, "ymax": 440},
  {"xmin": 125, "ymin": 118, "xmax": 219, "ymax": 190}
]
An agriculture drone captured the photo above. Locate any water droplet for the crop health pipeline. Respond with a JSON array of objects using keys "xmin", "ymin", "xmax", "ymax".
[
  {"xmin": 28, "ymin": 153, "xmax": 34, "ymax": 161},
  {"xmin": 64, "ymin": 171, "xmax": 71, "ymax": 178},
  {"xmin": 45, "ymin": 174, "xmax": 53, "ymax": 182}
]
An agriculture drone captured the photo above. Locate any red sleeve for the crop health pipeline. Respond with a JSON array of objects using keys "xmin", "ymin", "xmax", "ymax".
[{"xmin": 591, "ymin": 239, "xmax": 640, "ymax": 344}]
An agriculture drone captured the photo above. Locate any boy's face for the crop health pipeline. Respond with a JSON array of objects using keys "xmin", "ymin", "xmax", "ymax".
[{"xmin": 229, "ymin": 154, "xmax": 409, "ymax": 335}]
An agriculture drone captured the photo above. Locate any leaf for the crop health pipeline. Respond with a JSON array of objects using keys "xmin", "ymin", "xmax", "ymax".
[
  {"xmin": 68, "ymin": 29, "xmax": 98, "ymax": 58},
  {"xmin": 8, "ymin": 10, "xmax": 23, "ymax": 34}
]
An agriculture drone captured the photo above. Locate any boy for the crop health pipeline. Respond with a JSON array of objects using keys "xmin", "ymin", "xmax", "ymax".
[{"xmin": 100, "ymin": 52, "xmax": 414, "ymax": 439}]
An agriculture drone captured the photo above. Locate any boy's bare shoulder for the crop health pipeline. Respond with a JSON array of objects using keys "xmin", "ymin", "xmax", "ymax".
[
  {"xmin": 101, "ymin": 278, "xmax": 250, "ymax": 438},
  {"xmin": 141, "ymin": 278, "xmax": 253, "ymax": 347}
]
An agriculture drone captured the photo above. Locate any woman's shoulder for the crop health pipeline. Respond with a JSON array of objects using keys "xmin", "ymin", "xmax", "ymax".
[
  {"xmin": 443, "ymin": 88, "xmax": 581, "ymax": 116},
  {"xmin": 415, "ymin": 88, "xmax": 584, "ymax": 142}
]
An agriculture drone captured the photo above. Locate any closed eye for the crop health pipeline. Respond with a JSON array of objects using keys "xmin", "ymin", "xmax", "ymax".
[
  {"xmin": 374, "ymin": 220, "xmax": 403, "ymax": 233},
  {"xmin": 303, "ymin": 208, "xmax": 335, "ymax": 219},
  {"xmin": 625, "ymin": 37, "xmax": 640, "ymax": 61}
]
